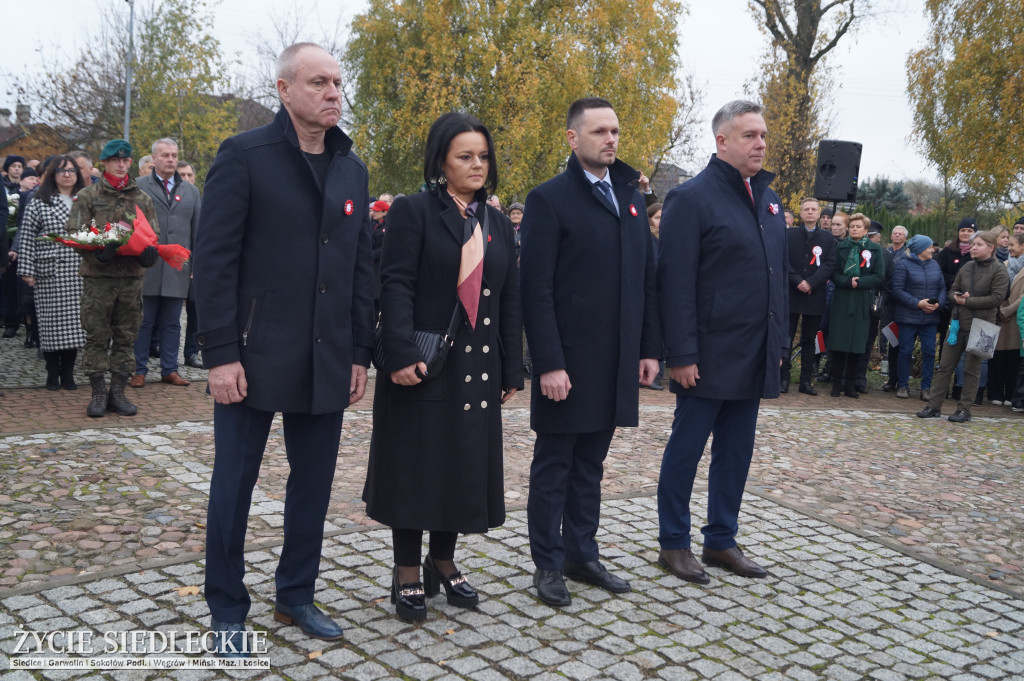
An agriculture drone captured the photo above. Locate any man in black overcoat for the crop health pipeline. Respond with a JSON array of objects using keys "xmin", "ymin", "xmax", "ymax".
[
  {"xmin": 656, "ymin": 100, "xmax": 788, "ymax": 585},
  {"xmin": 783, "ymin": 197, "xmax": 835, "ymax": 394},
  {"xmin": 193, "ymin": 43, "xmax": 374, "ymax": 654},
  {"xmin": 520, "ymin": 97, "xmax": 661, "ymax": 607}
]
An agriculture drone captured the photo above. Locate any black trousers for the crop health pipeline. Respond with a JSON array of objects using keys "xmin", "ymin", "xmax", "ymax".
[
  {"xmin": 392, "ymin": 529, "xmax": 457, "ymax": 566},
  {"xmin": 853, "ymin": 320, "xmax": 880, "ymax": 389},
  {"xmin": 830, "ymin": 350, "xmax": 863, "ymax": 385},
  {"xmin": 782, "ymin": 313, "xmax": 821, "ymax": 382},
  {"xmin": 988, "ymin": 349, "xmax": 1021, "ymax": 402},
  {"xmin": 205, "ymin": 402, "xmax": 344, "ymax": 622},
  {"xmin": 527, "ymin": 428, "xmax": 615, "ymax": 570}
]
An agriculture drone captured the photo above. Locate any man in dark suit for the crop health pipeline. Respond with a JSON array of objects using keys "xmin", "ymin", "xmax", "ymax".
[
  {"xmin": 782, "ymin": 197, "xmax": 835, "ymax": 395},
  {"xmin": 520, "ymin": 97, "xmax": 661, "ymax": 607},
  {"xmin": 194, "ymin": 42, "xmax": 374, "ymax": 654},
  {"xmin": 656, "ymin": 100, "xmax": 788, "ymax": 585}
]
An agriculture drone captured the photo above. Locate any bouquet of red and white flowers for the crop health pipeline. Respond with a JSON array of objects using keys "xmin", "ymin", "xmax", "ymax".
[
  {"xmin": 39, "ymin": 205, "xmax": 190, "ymax": 270},
  {"xmin": 39, "ymin": 218, "xmax": 133, "ymax": 250}
]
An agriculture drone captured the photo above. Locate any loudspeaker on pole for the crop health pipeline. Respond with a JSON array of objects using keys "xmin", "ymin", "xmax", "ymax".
[{"xmin": 814, "ymin": 140, "xmax": 862, "ymax": 203}]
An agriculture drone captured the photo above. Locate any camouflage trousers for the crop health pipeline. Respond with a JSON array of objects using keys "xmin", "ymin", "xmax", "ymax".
[{"xmin": 81, "ymin": 276, "xmax": 144, "ymax": 375}]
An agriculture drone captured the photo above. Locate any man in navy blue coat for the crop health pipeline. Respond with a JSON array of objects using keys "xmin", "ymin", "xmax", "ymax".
[
  {"xmin": 656, "ymin": 100, "xmax": 788, "ymax": 585},
  {"xmin": 520, "ymin": 97, "xmax": 661, "ymax": 607},
  {"xmin": 193, "ymin": 43, "xmax": 374, "ymax": 653}
]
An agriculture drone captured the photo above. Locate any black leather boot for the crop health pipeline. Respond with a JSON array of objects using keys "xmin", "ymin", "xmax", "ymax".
[
  {"xmin": 60, "ymin": 350, "xmax": 78, "ymax": 390},
  {"xmin": 107, "ymin": 373, "xmax": 138, "ymax": 416},
  {"xmin": 43, "ymin": 352, "xmax": 60, "ymax": 390},
  {"xmin": 87, "ymin": 374, "xmax": 107, "ymax": 418}
]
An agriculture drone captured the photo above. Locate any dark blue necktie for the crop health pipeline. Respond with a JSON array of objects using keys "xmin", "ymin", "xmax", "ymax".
[{"xmin": 596, "ymin": 179, "xmax": 618, "ymax": 216}]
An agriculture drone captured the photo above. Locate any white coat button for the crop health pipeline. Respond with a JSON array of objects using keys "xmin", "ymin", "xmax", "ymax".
[
  {"xmin": 483, "ymin": 317, "xmax": 491, "ymax": 325},
  {"xmin": 465, "ymin": 345, "xmax": 472, "ymax": 353},
  {"xmin": 465, "ymin": 375, "xmax": 472, "ymax": 382},
  {"xmin": 480, "ymin": 401, "xmax": 488, "ymax": 408},
  {"xmin": 483, "ymin": 288, "xmax": 491, "ymax": 296},
  {"xmin": 482, "ymin": 345, "xmax": 490, "ymax": 353},
  {"xmin": 481, "ymin": 373, "xmax": 489, "ymax": 381},
  {"xmin": 464, "ymin": 404, "xmax": 471, "ymax": 411}
]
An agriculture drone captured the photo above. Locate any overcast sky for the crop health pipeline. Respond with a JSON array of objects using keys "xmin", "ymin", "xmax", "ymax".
[{"xmin": 1, "ymin": 0, "xmax": 933, "ymax": 183}]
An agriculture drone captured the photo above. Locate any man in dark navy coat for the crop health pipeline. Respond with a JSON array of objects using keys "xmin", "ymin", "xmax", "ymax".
[
  {"xmin": 193, "ymin": 43, "xmax": 374, "ymax": 653},
  {"xmin": 520, "ymin": 97, "xmax": 661, "ymax": 607},
  {"xmin": 782, "ymin": 197, "xmax": 835, "ymax": 395},
  {"xmin": 656, "ymin": 100, "xmax": 788, "ymax": 585}
]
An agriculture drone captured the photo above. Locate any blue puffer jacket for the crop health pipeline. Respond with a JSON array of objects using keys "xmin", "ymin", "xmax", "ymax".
[{"xmin": 892, "ymin": 253, "xmax": 947, "ymax": 325}]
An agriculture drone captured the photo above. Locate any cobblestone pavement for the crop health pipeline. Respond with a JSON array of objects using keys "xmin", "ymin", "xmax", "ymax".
[
  {"xmin": 3, "ymin": 496, "xmax": 1024, "ymax": 680},
  {"xmin": 3, "ymin": 331, "xmax": 1024, "ymax": 678}
]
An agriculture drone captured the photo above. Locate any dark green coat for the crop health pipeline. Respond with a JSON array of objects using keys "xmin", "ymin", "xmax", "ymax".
[{"xmin": 828, "ymin": 238, "xmax": 885, "ymax": 353}]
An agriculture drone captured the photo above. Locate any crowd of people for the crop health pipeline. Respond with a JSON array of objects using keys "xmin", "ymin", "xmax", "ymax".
[
  {"xmin": 2, "ymin": 41, "xmax": 1022, "ymax": 658},
  {"xmin": 2, "ymin": 142, "xmax": 201, "ymax": 413}
]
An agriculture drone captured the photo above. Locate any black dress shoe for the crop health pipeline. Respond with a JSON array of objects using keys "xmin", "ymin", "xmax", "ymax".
[
  {"xmin": 815, "ymin": 372, "xmax": 831, "ymax": 383},
  {"xmin": 855, "ymin": 384, "xmax": 868, "ymax": 394},
  {"xmin": 916, "ymin": 407, "xmax": 941, "ymax": 418},
  {"xmin": 644, "ymin": 380, "xmax": 665, "ymax": 391},
  {"xmin": 390, "ymin": 566, "xmax": 426, "ymax": 621},
  {"xmin": 780, "ymin": 379, "xmax": 789, "ymax": 394},
  {"xmin": 882, "ymin": 383, "xmax": 896, "ymax": 392},
  {"xmin": 830, "ymin": 382, "xmax": 842, "ymax": 397},
  {"xmin": 423, "ymin": 555, "xmax": 478, "ymax": 608},
  {"xmin": 658, "ymin": 548, "xmax": 709, "ymax": 584},
  {"xmin": 701, "ymin": 546, "xmax": 768, "ymax": 578},
  {"xmin": 845, "ymin": 385, "xmax": 859, "ymax": 399},
  {"xmin": 1, "ymin": 327, "xmax": 16, "ymax": 338},
  {"xmin": 209, "ymin": 619, "xmax": 251, "ymax": 658},
  {"xmin": 533, "ymin": 569, "xmax": 571, "ymax": 606},
  {"xmin": 948, "ymin": 408, "xmax": 971, "ymax": 423},
  {"xmin": 564, "ymin": 560, "xmax": 631, "ymax": 593},
  {"xmin": 185, "ymin": 353, "xmax": 203, "ymax": 368},
  {"xmin": 273, "ymin": 602, "xmax": 344, "ymax": 640},
  {"xmin": 798, "ymin": 383, "xmax": 817, "ymax": 396}
]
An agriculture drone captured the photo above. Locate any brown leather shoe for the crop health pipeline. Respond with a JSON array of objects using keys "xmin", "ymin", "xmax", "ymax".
[
  {"xmin": 659, "ymin": 548, "xmax": 710, "ymax": 584},
  {"xmin": 701, "ymin": 546, "xmax": 768, "ymax": 578},
  {"xmin": 161, "ymin": 372, "xmax": 190, "ymax": 386},
  {"xmin": 128, "ymin": 374, "xmax": 146, "ymax": 388}
]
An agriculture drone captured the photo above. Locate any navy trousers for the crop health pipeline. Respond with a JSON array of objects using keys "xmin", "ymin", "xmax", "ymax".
[
  {"xmin": 657, "ymin": 395, "xmax": 760, "ymax": 551},
  {"xmin": 527, "ymin": 428, "xmax": 615, "ymax": 570},
  {"xmin": 133, "ymin": 296, "xmax": 183, "ymax": 376},
  {"xmin": 205, "ymin": 402, "xmax": 344, "ymax": 622}
]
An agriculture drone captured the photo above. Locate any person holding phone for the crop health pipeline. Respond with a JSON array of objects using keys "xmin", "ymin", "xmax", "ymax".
[{"xmin": 892, "ymin": 234, "xmax": 946, "ymax": 400}]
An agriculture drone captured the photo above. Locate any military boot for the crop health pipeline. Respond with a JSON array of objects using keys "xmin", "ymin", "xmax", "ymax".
[
  {"xmin": 107, "ymin": 373, "xmax": 138, "ymax": 416},
  {"xmin": 87, "ymin": 374, "xmax": 107, "ymax": 418}
]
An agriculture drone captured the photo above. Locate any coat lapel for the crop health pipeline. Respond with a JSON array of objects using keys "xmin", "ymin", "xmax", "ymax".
[{"xmin": 440, "ymin": 203, "xmax": 465, "ymax": 246}]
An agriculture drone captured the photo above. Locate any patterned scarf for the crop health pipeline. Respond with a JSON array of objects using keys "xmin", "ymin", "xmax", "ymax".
[
  {"xmin": 449, "ymin": 189, "xmax": 484, "ymax": 330},
  {"xmin": 103, "ymin": 171, "xmax": 129, "ymax": 191},
  {"xmin": 844, "ymin": 236, "xmax": 868, "ymax": 277}
]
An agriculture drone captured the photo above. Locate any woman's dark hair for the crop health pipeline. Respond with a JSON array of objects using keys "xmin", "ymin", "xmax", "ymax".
[
  {"xmin": 35, "ymin": 155, "xmax": 85, "ymax": 203},
  {"xmin": 647, "ymin": 202, "xmax": 663, "ymax": 219},
  {"xmin": 423, "ymin": 112, "xmax": 498, "ymax": 193}
]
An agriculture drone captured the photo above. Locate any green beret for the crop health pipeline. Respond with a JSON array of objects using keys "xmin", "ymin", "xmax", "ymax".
[{"xmin": 99, "ymin": 139, "xmax": 133, "ymax": 160}]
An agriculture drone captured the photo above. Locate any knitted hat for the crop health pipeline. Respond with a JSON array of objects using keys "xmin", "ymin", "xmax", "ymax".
[
  {"xmin": 907, "ymin": 234, "xmax": 933, "ymax": 255},
  {"xmin": 957, "ymin": 217, "xmax": 977, "ymax": 232},
  {"xmin": 508, "ymin": 202, "xmax": 525, "ymax": 213},
  {"xmin": 3, "ymin": 155, "xmax": 25, "ymax": 172}
]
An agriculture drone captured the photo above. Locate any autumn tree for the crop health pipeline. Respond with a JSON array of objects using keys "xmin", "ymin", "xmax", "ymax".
[
  {"xmin": 129, "ymin": 0, "xmax": 238, "ymax": 176},
  {"xmin": 343, "ymin": 0, "xmax": 697, "ymax": 201},
  {"xmin": 748, "ymin": 0, "xmax": 863, "ymax": 207},
  {"xmin": 907, "ymin": 0, "xmax": 1024, "ymax": 209},
  {"xmin": 9, "ymin": 0, "xmax": 236, "ymax": 180}
]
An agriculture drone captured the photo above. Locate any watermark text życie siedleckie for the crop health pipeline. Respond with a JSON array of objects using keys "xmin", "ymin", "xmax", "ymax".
[{"xmin": 12, "ymin": 629, "xmax": 268, "ymax": 656}]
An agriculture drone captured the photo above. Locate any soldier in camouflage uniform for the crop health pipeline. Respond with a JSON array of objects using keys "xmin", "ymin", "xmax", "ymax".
[{"xmin": 67, "ymin": 139, "xmax": 160, "ymax": 417}]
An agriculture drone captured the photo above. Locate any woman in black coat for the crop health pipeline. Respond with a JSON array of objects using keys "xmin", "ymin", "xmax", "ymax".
[{"xmin": 363, "ymin": 112, "xmax": 523, "ymax": 621}]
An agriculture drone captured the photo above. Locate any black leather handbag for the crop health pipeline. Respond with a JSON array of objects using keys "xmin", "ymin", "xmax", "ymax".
[{"xmin": 372, "ymin": 304, "xmax": 462, "ymax": 381}]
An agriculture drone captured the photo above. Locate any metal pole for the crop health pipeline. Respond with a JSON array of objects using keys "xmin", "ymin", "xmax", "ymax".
[{"xmin": 123, "ymin": 0, "xmax": 135, "ymax": 141}]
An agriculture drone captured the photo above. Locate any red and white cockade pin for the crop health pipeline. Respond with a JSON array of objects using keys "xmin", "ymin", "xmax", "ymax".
[
  {"xmin": 769, "ymin": 203, "xmax": 779, "ymax": 214},
  {"xmin": 174, "ymin": 195, "xmax": 181, "ymax": 202},
  {"xmin": 629, "ymin": 204, "xmax": 638, "ymax": 217},
  {"xmin": 344, "ymin": 200, "xmax": 354, "ymax": 216}
]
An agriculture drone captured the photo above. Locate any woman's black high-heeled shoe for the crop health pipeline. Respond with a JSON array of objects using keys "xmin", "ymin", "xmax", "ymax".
[
  {"xmin": 422, "ymin": 555, "xmax": 479, "ymax": 608},
  {"xmin": 390, "ymin": 566, "xmax": 426, "ymax": 621}
]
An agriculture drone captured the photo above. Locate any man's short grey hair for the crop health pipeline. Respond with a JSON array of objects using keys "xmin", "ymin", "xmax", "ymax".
[
  {"xmin": 712, "ymin": 100, "xmax": 763, "ymax": 136},
  {"xmin": 138, "ymin": 155, "xmax": 153, "ymax": 167},
  {"xmin": 152, "ymin": 138, "xmax": 177, "ymax": 155},
  {"xmin": 276, "ymin": 42, "xmax": 326, "ymax": 81},
  {"xmin": 66, "ymin": 150, "xmax": 91, "ymax": 164},
  {"xmin": 892, "ymin": 225, "xmax": 908, "ymax": 236}
]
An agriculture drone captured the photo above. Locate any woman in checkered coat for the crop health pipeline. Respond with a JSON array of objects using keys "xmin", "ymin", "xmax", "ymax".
[{"xmin": 17, "ymin": 156, "xmax": 88, "ymax": 389}]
